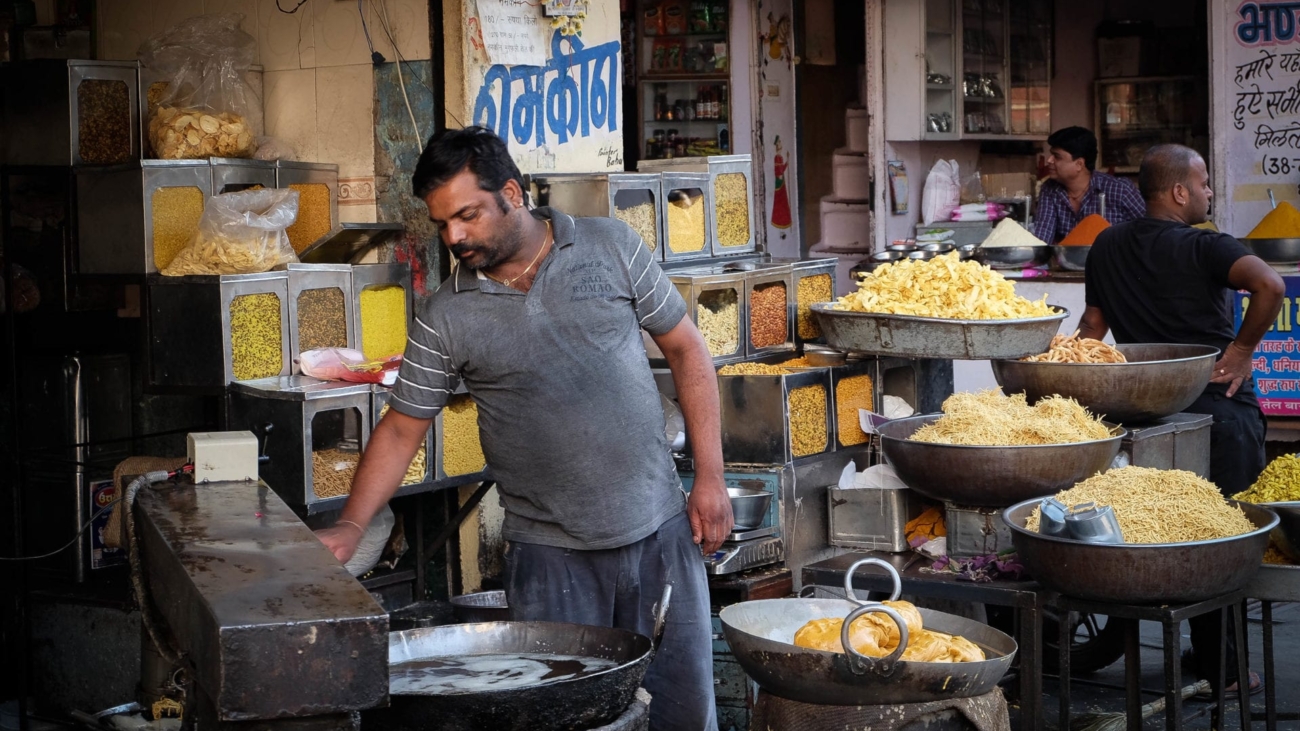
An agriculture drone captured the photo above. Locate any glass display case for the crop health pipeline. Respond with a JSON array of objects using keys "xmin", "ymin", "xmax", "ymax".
[
  {"xmin": 885, "ymin": 0, "xmax": 1051, "ymax": 141},
  {"xmin": 1095, "ymin": 76, "xmax": 1204, "ymax": 174},
  {"xmin": 961, "ymin": 0, "xmax": 1007, "ymax": 135},
  {"xmin": 924, "ymin": 0, "xmax": 959, "ymax": 138},
  {"xmin": 1008, "ymin": 0, "xmax": 1052, "ymax": 135}
]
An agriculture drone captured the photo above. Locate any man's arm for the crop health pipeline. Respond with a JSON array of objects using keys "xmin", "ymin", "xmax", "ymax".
[
  {"xmin": 1077, "ymin": 306, "xmax": 1110, "ymax": 342},
  {"xmin": 1216, "ymin": 255, "xmax": 1285, "ymax": 397},
  {"xmin": 651, "ymin": 315, "xmax": 733, "ymax": 555},
  {"xmin": 315, "ymin": 409, "xmax": 431, "ymax": 563}
]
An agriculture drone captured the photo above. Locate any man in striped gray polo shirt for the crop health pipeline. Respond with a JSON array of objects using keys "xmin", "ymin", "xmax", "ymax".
[{"xmin": 315, "ymin": 127, "xmax": 732, "ymax": 730}]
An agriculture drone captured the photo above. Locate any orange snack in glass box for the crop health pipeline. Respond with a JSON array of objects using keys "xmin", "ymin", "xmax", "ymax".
[{"xmin": 1059, "ymin": 214, "xmax": 1110, "ymax": 246}]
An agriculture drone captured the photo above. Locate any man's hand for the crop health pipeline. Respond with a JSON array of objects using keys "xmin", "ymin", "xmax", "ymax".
[
  {"xmin": 687, "ymin": 476, "xmax": 734, "ymax": 555},
  {"xmin": 1211, "ymin": 341, "xmax": 1255, "ymax": 398},
  {"xmin": 315, "ymin": 522, "xmax": 365, "ymax": 564}
]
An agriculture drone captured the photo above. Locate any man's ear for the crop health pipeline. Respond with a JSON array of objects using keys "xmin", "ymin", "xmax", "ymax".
[{"xmin": 501, "ymin": 179, "xmax": 525, "ymax": 209}]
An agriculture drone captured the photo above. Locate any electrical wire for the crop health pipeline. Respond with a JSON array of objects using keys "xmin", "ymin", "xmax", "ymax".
[
  {"xmin": 276, "ymin": 0, "xmax": 309, "ymax": 13},
  {"xmin": 0, "ymin": 465, "xmax": 190, "ymax": 562},
  {"xmin": 0, "ymin": 496, "xmax": 122, "ymax": 562},
  {"xmin": 375, "ymin": 0, "xmax": 423, "ymax": 144},
  {"xmin": 359, "ymin": 0, "xmax": 380, "ymax": 60}
]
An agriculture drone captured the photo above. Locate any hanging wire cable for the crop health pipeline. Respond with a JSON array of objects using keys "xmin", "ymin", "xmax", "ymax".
[{"xmin": 375, "ymin": 0, "xmax": 424, "ymax": 144}]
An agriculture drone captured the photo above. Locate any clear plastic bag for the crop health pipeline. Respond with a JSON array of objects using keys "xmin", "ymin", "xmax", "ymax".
[
  {"xmin": 161, "ymin": 188, "xmax": 299, "ymax": 276},
  {"xmin": 138, "ymin": 13, "xmax": 261, "ymax": 159},
  {"xmin": 298, "ymin": 347, "xmax": 402, "ymax": 385}
]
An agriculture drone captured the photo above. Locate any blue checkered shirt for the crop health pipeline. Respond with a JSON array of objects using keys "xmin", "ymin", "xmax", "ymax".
[{"xmin": 1033, "ymin": 173, "xmax": 1146, "ymax": 244}]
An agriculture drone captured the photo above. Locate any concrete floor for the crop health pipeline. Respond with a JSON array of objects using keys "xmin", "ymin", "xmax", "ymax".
[{"xmin": 1019, "ymin": 602, "xmax": 1300, "ymax": 730}]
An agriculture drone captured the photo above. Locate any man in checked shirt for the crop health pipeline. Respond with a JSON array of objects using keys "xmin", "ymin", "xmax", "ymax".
[
  {"xmin": 315, "ymin": 127, "xmax": 732, "ymax": 730},
  {"xmin": 1034, "ymin": 126, "xmax": 1146, "ymax": 244}
]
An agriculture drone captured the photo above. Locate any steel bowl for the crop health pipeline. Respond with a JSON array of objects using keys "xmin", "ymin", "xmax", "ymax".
[
  {"xmin": 918, "ymin": 242, "xmax": 956, "ymax": 253},
  {"xmin": 1243, "ymin": 238, "xmax": 1300, "ymax": 264},
  {"xmin": 992, "ymin": 343, "xmax": 1220, "ymax": 424},
  {"xmin": 973, "ymin": 245, "xmax": 1051, "ymax": 269},
  {"xmin": 864, "ymin": 251, "xmax": 904, "ymax": 273},
  {"xmin": 800, "ymin": 346, "xmax": 847, "ymax": 367},
  {"xmin": 1053, "ymin": 245, "xmax": 1091, "ymax": 271},
  {"xmin": 1264, "ymin": 501, "xmax": 1300, "ymax": 562},
  {"xmin": 811, "ymin": 303, "xmax": 1069, "ymax": 360},
  {"xmin": 906, "ymin": 250, "xmax": 938, "ymax": 260},
  {"xmin": 729, "ymin": 487, "xmax": 773, "ymax": 530},
  {"xmin": 449, "ymin": 590, "xmax": 510, "ymax": 623},
  {"xmin": 1004, "ymin": 499, "xmax": 1277, "ymax": 604},
  {"xmin": 956, "ymin": 244, "xmax": 978, "ymax": 260},
  {"xmin": 878, "ymin": 414, "xmax": 1124, "ymax": 506},
  {"xmin": 887, "ymin": 243, "xmax": 916, "ymax": 253}
]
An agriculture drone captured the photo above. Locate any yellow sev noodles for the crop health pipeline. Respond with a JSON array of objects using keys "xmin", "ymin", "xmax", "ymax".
[
  {"xmin": 834, "ymin": 252, "xmax": 1054, "ymax": 320},
  {"xmin": 909, "ymin": 390, "xmax": 1111, "ymax": 446},
  {"xmin": 1026, "ymin": 467, "xmax": 1256, "ymax": 543},
  {"xmin": 1233, "ymin": 454, "xmax": 1300, "ymax": 503}
]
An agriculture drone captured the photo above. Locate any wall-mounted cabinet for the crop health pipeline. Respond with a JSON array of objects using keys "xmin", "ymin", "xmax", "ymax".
[{"xmin": 884, "ymin": 0, "xmax": 1052, "ymax": 142}]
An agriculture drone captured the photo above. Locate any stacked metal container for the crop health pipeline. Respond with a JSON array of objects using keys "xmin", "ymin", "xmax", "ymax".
[
  {"xmin": 639, "ymin": 154, "xmax": 758, "ymax": 256},
  {"xmin": 532, "ymin": 172, "xmax": 665, "ymax": 259}
]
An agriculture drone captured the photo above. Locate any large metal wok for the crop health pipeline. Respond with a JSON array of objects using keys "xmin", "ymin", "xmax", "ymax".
[
  {"xmin": 1004, "ymin": 499, "xmax": 1276, "ymax": 604},
  {"xmin": 811, "ymin": 303, "xmax": 1068, "ymax": 360},
  {"xmin": 365, "ymin": 587, "xmax": 669, "ymax": 731},
  {"xmin": 879, "ymin": 414, "xmax": 1124, "ymax": 506},
  {"xmin": 992, "ymin": 343, "xmax": 1219, "ymax": 424},
  {"xmin": 719, "ymin": 559, "xmax": 1017, "ymax": 705}
]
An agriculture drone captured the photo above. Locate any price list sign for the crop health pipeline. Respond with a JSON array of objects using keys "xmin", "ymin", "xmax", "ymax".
[
  {"xmin": 1224, "ymin": 3, "xmax": 1300, "ymax": 236},
  {"xmin": 1235, "ymin": 275, "xmax": 1300, "ymax": 415}
]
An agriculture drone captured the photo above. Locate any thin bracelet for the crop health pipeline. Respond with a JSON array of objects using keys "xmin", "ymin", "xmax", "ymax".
[{"xmin": 337, "ymin": 519, "xmax": 366, "ymax": 534}]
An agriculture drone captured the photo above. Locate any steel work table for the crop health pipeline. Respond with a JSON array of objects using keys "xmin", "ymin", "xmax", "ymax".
[
  {"xmin": 1246, "ymin": 564, "xmax": 1300, "ymax": 731},
  {"xmin": 802, "ymin": 552, "xmax": 1045, "ymax": 731}
]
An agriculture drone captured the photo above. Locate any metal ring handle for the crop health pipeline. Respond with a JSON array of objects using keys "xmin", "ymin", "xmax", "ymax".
[
  {"xmin": 843, "ymin": 557, "xmax": 902, "ymax": 605},
  {"xmin": 839, "ymin": 602, "xmax": 908, "ymax": 677}
]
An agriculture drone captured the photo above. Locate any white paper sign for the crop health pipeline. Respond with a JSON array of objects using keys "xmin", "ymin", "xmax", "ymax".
[{"xmin": 477, "ymin": 0, "xmax": 550, "ymax": 66}]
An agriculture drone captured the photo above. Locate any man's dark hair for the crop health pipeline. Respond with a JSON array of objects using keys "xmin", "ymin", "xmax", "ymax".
[
  {"xmin": 1047, "ymin": 126, "xmax": 1098, "ymax": 172},
  {"xmin": 1137, "ymin": 144, "xmax": 1202, "ymax": 203},
  {"xmin": 411, "ymin": 126, "xmax": 525, "ymax": 203}
]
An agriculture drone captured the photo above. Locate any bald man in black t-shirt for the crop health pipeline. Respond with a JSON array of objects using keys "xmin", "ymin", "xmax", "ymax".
[{"xmin": 1079, "ymin": 144, "xmax": 1284, "ymax": 695}]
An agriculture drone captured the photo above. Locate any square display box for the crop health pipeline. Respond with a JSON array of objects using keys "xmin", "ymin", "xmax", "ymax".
[
  {"xmin": 532, "ymin": 172, "xmax": 664, "ymax": 260},
  {"xmin": 639, "ymin": 154, "xmax": 756, "ymax": 256},
  {"xmin": 4, "ymin": 59, "xmax": 141, "ymax": 166},
  {"xmin": 77, "ymin": 160, "xmax": 212, "ymax": 274}
]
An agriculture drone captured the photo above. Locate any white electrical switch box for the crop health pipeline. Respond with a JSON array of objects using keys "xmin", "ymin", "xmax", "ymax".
[{"xmin": 188, "ymin": 431, "xmax": 259, "ymax": 483}]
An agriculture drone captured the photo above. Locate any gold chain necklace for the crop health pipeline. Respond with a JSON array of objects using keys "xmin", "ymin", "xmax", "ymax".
[{"xmin": 487, "ymin": 219, "xmax": 552, "ymax": 288}]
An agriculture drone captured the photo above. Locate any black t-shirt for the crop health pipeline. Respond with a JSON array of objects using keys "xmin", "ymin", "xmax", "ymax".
[{"xmin": 1084, "ymin": 217, "xmax": 1253, "ymax": 399}]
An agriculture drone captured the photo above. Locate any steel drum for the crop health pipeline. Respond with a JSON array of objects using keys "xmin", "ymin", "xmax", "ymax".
[
  {"xmin": 1265, "ymin": 502, "xmax": 1300, "ymax": 562},
  {"xmin": 992, "ymin": 344, "xmax": 1219, "ymax": 424},
  {"xmin": 1004, "ymin": 500, "xmax": 1276, "ymax": 604},
  {"xmin": 719, "ymin": 559, "xmax": 1017, "ymax": 705},
  {"xmin": 811, "ymin": 304, "xmax": 1068, "ymax": 360},
  {"xmin": 878, "ymin": 414, "xmax": 1124, "ymax": 506}
]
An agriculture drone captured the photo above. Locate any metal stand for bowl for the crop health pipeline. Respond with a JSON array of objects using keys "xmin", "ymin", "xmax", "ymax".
[{"xmin": 1051, "ymin": 591, "xmax": 1250, "ymax": 731}]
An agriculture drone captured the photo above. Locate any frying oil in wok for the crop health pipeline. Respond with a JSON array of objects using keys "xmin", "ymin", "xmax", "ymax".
[{"xmin": 391, "ymin": 653, "xmax": 620, "ymax": 696}]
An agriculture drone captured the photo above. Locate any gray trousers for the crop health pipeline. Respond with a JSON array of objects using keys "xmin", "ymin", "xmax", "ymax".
[{"xmin": 504, "ymin": 511, "xmax": 719, "ymax": 731}]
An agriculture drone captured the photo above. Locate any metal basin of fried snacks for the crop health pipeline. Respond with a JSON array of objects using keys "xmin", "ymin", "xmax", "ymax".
[
  {"xmin": 991, "ymin": 343, "xmax": 1219, "ymax": 424},
  {"xmin": 878, "ymin": 414, "xmax": 1124, "ymax": 507},
  {"xmin": 811, "ymin": 303, "xmax": 1068, "ymax": 360},
  {"xmin": 1004, "ymin": 499, "xmax": 1276, "ymax": 604}
]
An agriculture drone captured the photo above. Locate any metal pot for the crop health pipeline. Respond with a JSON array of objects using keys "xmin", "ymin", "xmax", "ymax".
[
  {"xmin": 729, "ymin": 487, "xmax": 774, "ymax": 530},
  {"xmin": 1243, "ymin": 238, "xmax": 1300, "ymax": 264},
  {"xmin": 1052, "ymin": 245, "xmax": 1091, "ymax": 271},
  {"xmin": 991, "ymin": 343, "xmax": 1219, "ymax": 424},
  {"xmin": 878, "ymin": 414, "xmax": 1124, "ymax": 506},
  {"xmin": 368, "ymin": 587, "xmax": 670, "ymax": 731},
  {"xmin": 1004, "ymin": 500, "xmax": 1276, "ymax": 604},
  {"xmin": 718, "ymin": 559, "xmax": 1017, "ymax": 705},
  {"xmin": 450, "ymin": 590, "xmax": 510, "ymax": 623},
  {"xmin": 973, "ymin": 245, "xmax": 1051, "ymax": 269}
]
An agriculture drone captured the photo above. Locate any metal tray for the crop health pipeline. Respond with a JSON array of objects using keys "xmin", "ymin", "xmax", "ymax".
[
  {"xmin": 811, "ymin": 303, "xmax": 1068, "ymax": 360},
  {"xmin": 1243, "ymin": 238, "xmax": 1300, "ymax": 264}
]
